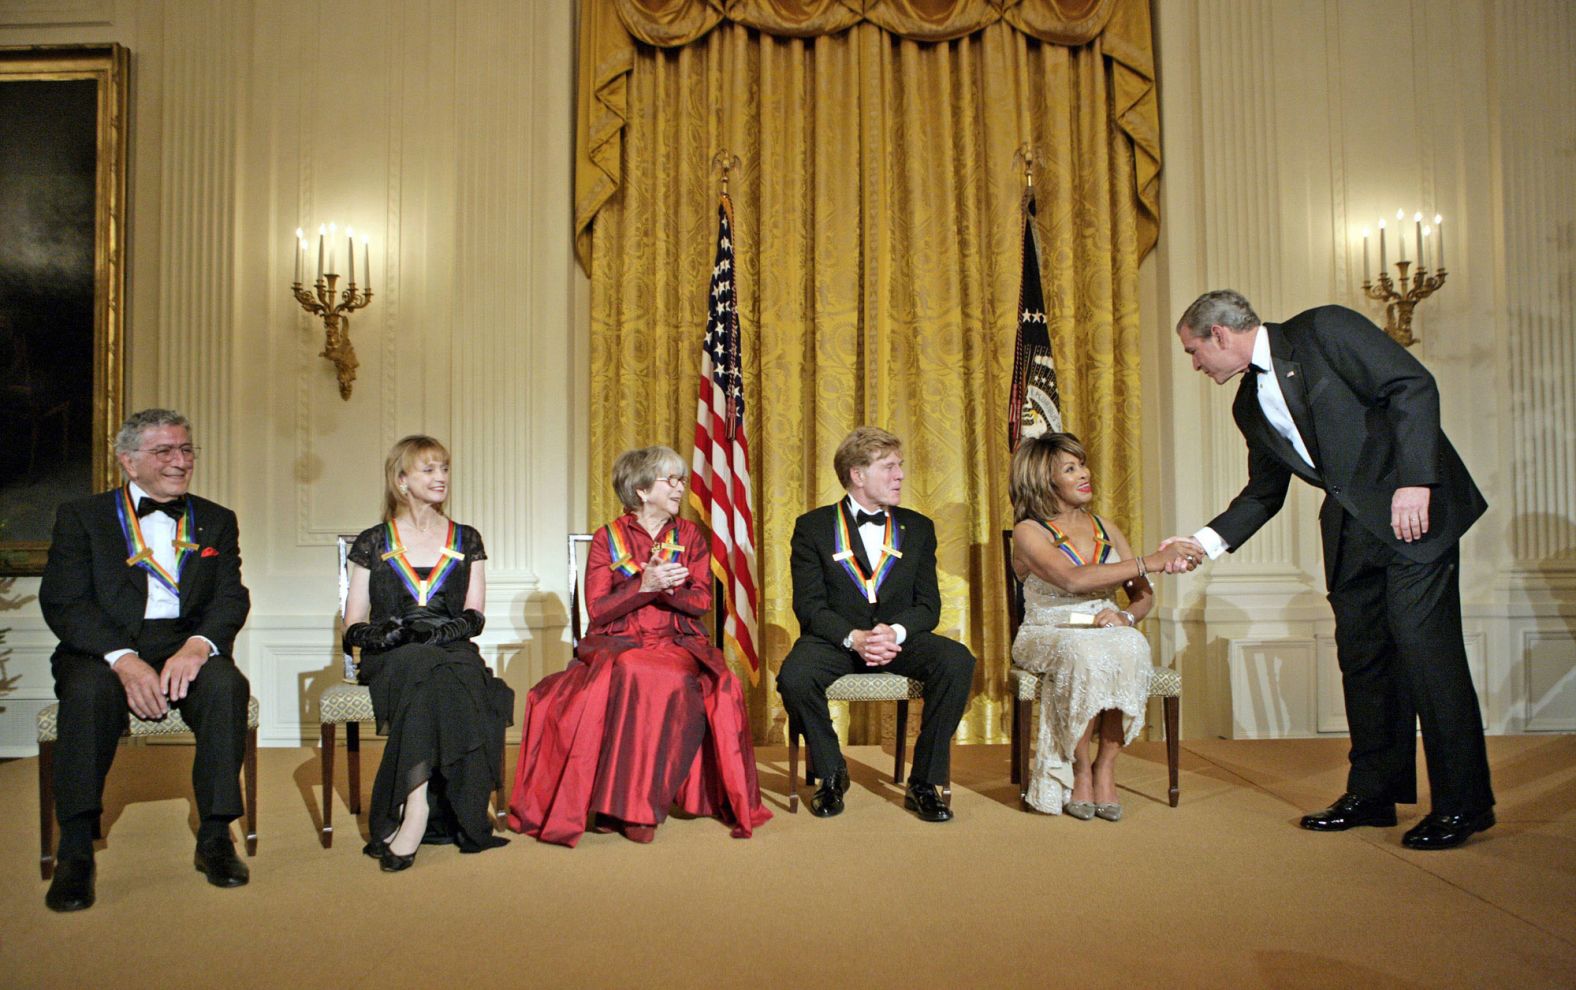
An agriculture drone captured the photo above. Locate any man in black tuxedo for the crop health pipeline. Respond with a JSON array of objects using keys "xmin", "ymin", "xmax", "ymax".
[
  {"xmin": 39, "ymin": 408, "xmax": 252, "ymax": 911},
  {"xmin": 1172, "ymin": 290, "xmax": 1494, "ymax": 849},
  {"xmin": 778, "ymin": 427, "xmax": 976, "ymax": 822}
]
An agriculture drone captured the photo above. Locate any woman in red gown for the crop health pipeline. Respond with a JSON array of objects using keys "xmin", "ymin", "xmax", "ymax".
[{"xmin": 508, "ymin": 445, "xmax": 771, "ymax": 845}]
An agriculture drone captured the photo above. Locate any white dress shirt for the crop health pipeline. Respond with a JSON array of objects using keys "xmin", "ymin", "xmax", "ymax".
[
  {"xmin": 105, "ymin": 481, "xmax": 215, "ymax": 665},
  {"xmin": 1194, "ymin": 327, "xmax": 1317, "ymax": 559},
  {"xmin": 840, "ymin": 495, "xmax": 907, "ymax": 648}
]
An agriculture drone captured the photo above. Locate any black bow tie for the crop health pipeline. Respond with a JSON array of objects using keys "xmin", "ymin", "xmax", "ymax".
[
  {"xmin": 855, "ymin": 510, "xmax": 887, "ymax": 528},
  {"xmin": 137, "ymin": 495, "xmax": 187, "ymax": 520}
]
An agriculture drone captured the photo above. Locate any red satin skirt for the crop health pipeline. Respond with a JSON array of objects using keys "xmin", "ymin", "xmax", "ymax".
[{"xmin": 507, "ymin": 639, "xmax": 771, "ymax": 847}]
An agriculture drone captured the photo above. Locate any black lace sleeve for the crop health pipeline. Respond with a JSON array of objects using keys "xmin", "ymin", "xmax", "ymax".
[
  {"xmin": 348, "ymin": 525, "xmax": 383, "ymax": 570},
  {"xmin": 462, "ymin": 525, "xmax": 487, "ymax": 562}
]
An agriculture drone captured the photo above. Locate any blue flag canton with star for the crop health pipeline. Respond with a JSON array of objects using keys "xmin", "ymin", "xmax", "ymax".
[{"xmin": 705, "ymin": 204, "xmax": 744, "ymax": 432}]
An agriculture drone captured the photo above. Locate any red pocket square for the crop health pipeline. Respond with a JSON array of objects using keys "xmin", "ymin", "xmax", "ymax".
[{"xmin": 201, "ymin": 546, "xmax": 220, "ymax": 558}]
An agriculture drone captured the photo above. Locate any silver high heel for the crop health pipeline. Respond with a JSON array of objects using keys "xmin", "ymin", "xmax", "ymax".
[
  {"xmin": 1064, "ymin": 801, "xmax": 1096, "ymax": 820},
  {"xmin": 1094, "ymin": 803, "xmax": 1123, "ymax": 822}
]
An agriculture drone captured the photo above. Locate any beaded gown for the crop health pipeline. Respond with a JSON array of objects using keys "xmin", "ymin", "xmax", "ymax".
[
  {"xmin": 508, "ymin": 515, "xmax": 770, "ymax": 846},
  {"xmin": 1011, "ymin": 517, "xmax": 1152, "ymax": 815},
  {"xmin": 349, "ymin": 523, "xmax": 514, "ymax": 852}
]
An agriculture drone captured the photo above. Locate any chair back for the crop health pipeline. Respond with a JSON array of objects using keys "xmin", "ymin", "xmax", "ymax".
[
  {"xmin": 1001, "ymin": 529, "xmax": 1025, "ymax": 640},
  {"xmin": 567, "ymin": 533, "xmax": 594, "ymax": 654},
  {"xmin": 336, "ymin": 535, "xmax": 358, "ymax": 681}
]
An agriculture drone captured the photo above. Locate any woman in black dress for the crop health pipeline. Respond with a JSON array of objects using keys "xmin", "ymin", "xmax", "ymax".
[{"xmin": 341, "ymin": 435, "xmax": 513, "ymax": 870}]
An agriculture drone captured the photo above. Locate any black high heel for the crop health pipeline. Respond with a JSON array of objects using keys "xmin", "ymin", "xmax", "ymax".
[{"xmin": 379, "ymin": 846, "xmax": 417, "ymax": 872}]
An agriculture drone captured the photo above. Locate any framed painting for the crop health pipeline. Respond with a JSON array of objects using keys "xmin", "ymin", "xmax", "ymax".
[{"xmin": 0, "ymin": 44, "xmax": 127, "ymax": 575}]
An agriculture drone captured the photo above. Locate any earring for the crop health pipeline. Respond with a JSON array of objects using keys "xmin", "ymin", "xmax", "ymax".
[{"xmin": 399, "ymin": 484, "xmax": 408, "ymax": 494}]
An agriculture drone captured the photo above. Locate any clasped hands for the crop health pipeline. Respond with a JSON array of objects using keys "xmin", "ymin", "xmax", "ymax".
[
  {"xmin": 639, "ymin": 553, "xmax": 688, "ymax": 595},
  {"xmin": 114, "ymin": 637, "xmax": 210, "ymax": 720},
  {"xmin": 851, "ymin": 624, "xmax": 902, "ymax": 667}
]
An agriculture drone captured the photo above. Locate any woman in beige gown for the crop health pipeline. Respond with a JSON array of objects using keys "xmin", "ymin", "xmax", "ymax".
[{"xmin": 1009, "ymin": 433, "xmax": 1193, "ymax": 819}]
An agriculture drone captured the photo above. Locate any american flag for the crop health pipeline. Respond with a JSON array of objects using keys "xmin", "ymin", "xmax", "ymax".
[
  {"xmin": 1007, "ymin": 189, "xmax": 1062, "ymax": 450},
  {"xmin": 690, "ymin": 194, "xmax": 761, "ymax": 680}
]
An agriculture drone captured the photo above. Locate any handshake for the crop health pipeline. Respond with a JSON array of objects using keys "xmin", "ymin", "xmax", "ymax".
[{"xmin": 1149, "ymin": 536, "xmax": 1207, "ymax": 575}]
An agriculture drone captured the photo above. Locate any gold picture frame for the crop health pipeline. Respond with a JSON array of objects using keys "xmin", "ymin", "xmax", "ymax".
[{"xmin": 0, "ymin": 44, "xmax": 128, "ymax": 575}]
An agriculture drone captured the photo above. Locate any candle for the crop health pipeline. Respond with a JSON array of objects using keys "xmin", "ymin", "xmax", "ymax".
[
  {"xmin": 362, "ymin": 235, "xmax": 370, "ymax": 293},
  {"xmin": 1422, "ymin": 226, "xmax": 1431, "ymax": 270},
  {"xmin": 1434, "ymin": 214, "xmax": 1444, "ymax": 269},
  {"xmin": 1362, "ymin": 228, "xmax": 1370, "ymax": 278},
  {"xmin": 328, "ymin": 223, "xmax": 337, "ymax": 275},
  {"xmin": 1378, "ymin": 220, "xmax": 1387, "ymax": 270},
  {"xmin": 294, "ymin": 227, "xmax": 304, "ymax": 282},
  {"xmin": 317, "ymin": 224, "xmax": 325, "ymax": 279},
  {"xmin": 347, "ymin": 226, "xmax": 355, "ymax": 284},
  {"xmin": 1414, "ymin": 213, "xmax": 1423, "ymax": 270},
  {"xmin": 1398, "ymin": 220, "xmax": 1406, "ymax": 262}
]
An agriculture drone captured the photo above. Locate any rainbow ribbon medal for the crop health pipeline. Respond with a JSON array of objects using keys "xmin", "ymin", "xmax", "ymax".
[
  {"xmin": 383, "ymin": 519, "xmax": 464, "ymax": 606},
  {"xmin": 606, "ymin": 517, "xmax": 683, "ymax": 578},
  {"xmin": 114, "ymin": 486, "xmax": 196, "ymax": 596},
  {"xmin": 1041, "ymin": 515, "xmax": 1113, "ymax": 566},
  {"xmin": 833, "ymin": 504, "xmax": 902, "ymax": 604},
  {"xmin": 605, "ymin": 517, "xmax": 642, "ymax": 577}
]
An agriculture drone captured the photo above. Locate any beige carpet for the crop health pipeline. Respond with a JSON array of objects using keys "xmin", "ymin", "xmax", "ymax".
[{"xmin": 1, "ymin": 735, "xmax": 1573, "ymax": 988}]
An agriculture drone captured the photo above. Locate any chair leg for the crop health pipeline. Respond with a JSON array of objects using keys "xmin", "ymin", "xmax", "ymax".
[
  {"xmin": 39, "ymin": 740, "xmax": 56, "ymax": 881},
  {"xmin": 787, "ymin": 718, "xmax": 800, "ymax": 814},
  {"xmin": 893, "ymin": 701, "xmax": 908, "ymax": 785},
  {"xmin": 346, "ymin": 721, "xmax": 362, "ymax": 815},
  {"xmin": 1016, "ymin": 698, "xmax": 1032, "ymax": 800},
  {"xmin": 494, "ymin": 740, "xmax": 508, "ymax": 832},
  {"xmin": 1164, "ymin": 695, "xmax": 1180, "ymax": 808},
  {"xmin": 320, "ymin": 722, "xmax": 336, "ymax": 848},
  {"xmin": 1009, "ymin": 695, "xmax": 1022, "ymax": 786},
  {"xmin": 243, "ymin": 725, "xmax": 258, "ymax": 856}
]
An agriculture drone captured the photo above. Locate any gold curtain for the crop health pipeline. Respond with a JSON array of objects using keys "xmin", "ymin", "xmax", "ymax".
[{"xmin": 579, "ymin": 0, "xmax": 1159, "ymax": 745}]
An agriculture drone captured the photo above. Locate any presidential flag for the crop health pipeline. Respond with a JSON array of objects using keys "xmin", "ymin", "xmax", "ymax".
[
  {"xmin": 1007, "ymin": 189, "xmax": 1062, "ymax": 450},
  {"xmin": 690, "ymin": 193, "xmax": 761, "ymax": 680}
]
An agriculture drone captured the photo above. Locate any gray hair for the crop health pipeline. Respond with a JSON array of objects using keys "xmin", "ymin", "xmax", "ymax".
[
  {"xmin": 114, "ymin": 408, "xmax": 192, "ymax": 457},
  {"xmin": 611, "ymin": 445, "xmax": 687, "ymax": 511},
  {"xmin": 1177, "ymin": 289, "xmax": 1260, "ymax": 339}
]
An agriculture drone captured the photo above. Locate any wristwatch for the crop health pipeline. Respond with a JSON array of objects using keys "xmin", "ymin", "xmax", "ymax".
[{"xmin": 1119, "ymin": 610, "xmax": 1137, "ymax": 626}]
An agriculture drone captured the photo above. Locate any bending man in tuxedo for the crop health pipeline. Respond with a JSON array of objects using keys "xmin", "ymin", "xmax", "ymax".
[
  {"xmin": 778, "ymin": 427, "xmax": 976, "ymax": 822},
  {"xmin": 1172, "ymin": 290, "xmax": 1493, "ymax": 849},
  {"xmin": 39, "ymin": 408, "xmax": 252, "ymax": 911}
]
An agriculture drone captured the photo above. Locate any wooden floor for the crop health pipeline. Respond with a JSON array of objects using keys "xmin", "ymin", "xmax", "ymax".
[{"xmin": 1, "ymin": 735, "xmax": 1573, "ymax": 988}]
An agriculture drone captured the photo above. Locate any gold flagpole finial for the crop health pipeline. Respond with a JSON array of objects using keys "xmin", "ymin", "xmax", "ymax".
[
  {"xmin": 712, "ymin": 150, "xmax": 742, "ymax": 196},
  {"xmin": 1013, "ymin": 144, "xmax": 1037, "ymax": 190}
]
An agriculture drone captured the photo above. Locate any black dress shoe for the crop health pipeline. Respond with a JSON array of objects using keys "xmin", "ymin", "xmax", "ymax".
[
  {"xmin": 810, "ymin": 765, "xmax": 850, "ymax": 818},
  {"xmin": 1402, "ymin": 809, "xmax": 1495, "ymax": 850},
  {"xmin": 194, "ymin": 836, "xmax": 250, "ymax": 888},
  {"xmin": 45, "ymin": 856, "xmax": 96, "ymax": 912},
  {"xmin": 904, "ymin": 781, "xmax": 953, "ymax": 823},
  {"xmin": 1299, "ymin": 793, "xmax": 1397, "ymax": 831}
]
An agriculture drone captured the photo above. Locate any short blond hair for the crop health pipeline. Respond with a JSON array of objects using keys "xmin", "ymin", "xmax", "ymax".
[
  {"xmin": 383, "ymin": 435, "xmax": 450, "ymax": 522},
  {"xmin": 612, "ymin": 445, "xmax": 687, "ymax": 511},
  {"xmin": 1010, "ymin": 432, "xmax": 1088, "ymax": 522},
  {"xmin": 833, "ymin": 426, "xmax": 902, "ymax": 488}
]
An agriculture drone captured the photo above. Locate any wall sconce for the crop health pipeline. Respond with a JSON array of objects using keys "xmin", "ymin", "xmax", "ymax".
[
  {"xmin": 1359, "ymin": 209, "xmax": 1447, "ymax": 347},
  {"xmin": 290, "ymin": 223, "xmax": 373, "ymax": 399}
]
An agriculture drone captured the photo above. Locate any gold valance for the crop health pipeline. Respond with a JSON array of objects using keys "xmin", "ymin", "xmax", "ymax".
[{"xmin": 576, "ymin": 0, "xmax": 1159, "ymax": 271}]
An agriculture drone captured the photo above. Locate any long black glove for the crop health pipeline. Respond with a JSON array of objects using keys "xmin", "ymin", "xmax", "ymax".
[
  {"xmin": 410, "ymin": 608, "xmax": 486, "ymax": 646},
  {"xmin": 342, "ymin": 615, "xmax": 411, "ymax": 653}
]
